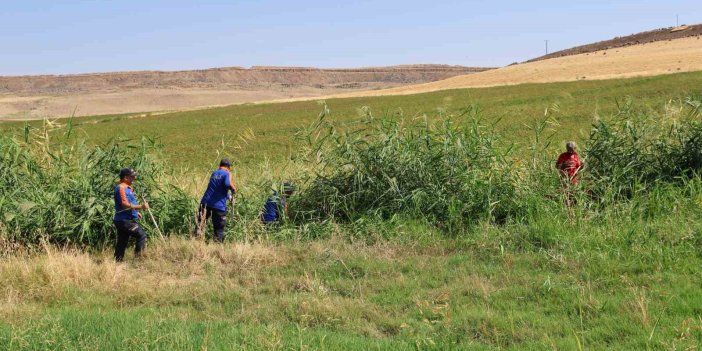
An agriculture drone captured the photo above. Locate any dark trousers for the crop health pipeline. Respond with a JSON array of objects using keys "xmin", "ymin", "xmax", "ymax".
[
  {"xmin": 195, "ymin": 205, "xmax": 227, "ymax": 242},
  {"xmin": 114, "ymin": 220, "xmax": 147, "ymax": 262}
]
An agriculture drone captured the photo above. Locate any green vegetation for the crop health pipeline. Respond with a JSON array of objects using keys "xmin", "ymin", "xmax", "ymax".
[
  {"xmin": 293, "ymin": 106, "xmax": 531, "ymax": 228},
  {"xmin": 291, "ymin": 94, "xmax": 702, "ymax": 228},
  {"xmin": 1, "ymin": 72, "xmax": 702, "ymax": 349},
  {"xmin": 5, "ymin": 71, "xmax": 701, "ymax": 171},
  {"xmin": 586, "ymin": 95, "xmax": 702, "ymax": 198},
  {"xmin": 1, "ymin": 209, "xmax": 702, "ymax": 350},
  {"xmin": 0, "ymin": 119, "xmax": 193, "ymax": 247}
]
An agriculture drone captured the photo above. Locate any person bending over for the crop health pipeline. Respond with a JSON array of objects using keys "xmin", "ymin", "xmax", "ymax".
[{"xmin": 261, "ymin": 182, "xmax": 295, "ymax": 225}]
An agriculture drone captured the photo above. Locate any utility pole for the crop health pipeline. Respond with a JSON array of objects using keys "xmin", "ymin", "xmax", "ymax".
[
  {"xmin": 545, "ymin": 40, "xmax": 549, "ymax": 55},
  {"xmin": 676, "ymin": 14, "xmax": 679, "ymax": 27}
]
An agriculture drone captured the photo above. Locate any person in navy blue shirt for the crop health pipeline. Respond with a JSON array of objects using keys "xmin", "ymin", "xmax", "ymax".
[
  {"xmin": 113, "ymin": 168, "xmax": 149, "ymax": 262},
  {"xmin": 261, "ymin": 182, "xmax": 295, "ymax": 225},
  {"xmin": 195, "ymin": 158, "xmax": 237, "ymax": 242}
]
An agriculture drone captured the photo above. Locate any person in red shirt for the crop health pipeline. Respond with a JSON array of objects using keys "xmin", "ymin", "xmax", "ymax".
[{"xmin": 556, "ymin": 141, "xmax": 583, "ymax": 186}]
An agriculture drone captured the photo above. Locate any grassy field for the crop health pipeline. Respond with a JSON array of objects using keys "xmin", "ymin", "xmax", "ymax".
[
  {"xmin": 2, "ymin": 71, "xmax": 702, "ymax": 350},
  {"xmin": 5, "ymin": 71, "xmax": 701, "ymax": 172},
  {"xmin": 2, "ymin": 208, "xmax": 702, "ymax": 350}
]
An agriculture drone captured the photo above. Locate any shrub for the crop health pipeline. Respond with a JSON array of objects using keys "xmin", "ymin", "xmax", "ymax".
[
  {"xmin": 585, "ymin": 96, "xmax": 702, "ymax": 199},
  {"xmin": 290, "ymin": 106, "xmax": 527, "ymax": 229},
  {"xmin": 0, "ymin": 119, "xmax": 195, "ymax": 247}
]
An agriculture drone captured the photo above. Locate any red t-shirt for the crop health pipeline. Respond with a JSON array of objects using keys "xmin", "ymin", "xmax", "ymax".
[{"xmin": 556, "ymin": 152, "xmax": 582, "ymax": 184}]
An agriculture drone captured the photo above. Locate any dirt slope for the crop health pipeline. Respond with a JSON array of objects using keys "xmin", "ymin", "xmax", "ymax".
[
  {"xmin": 0, "ymin": 65, "xmax": 491, "ymax": 120},
  {"xmin": 528, "ymin": 24, "xmax": 702, "ymax": 62},
  {"xmin": 332, "ymin": 36, "xmax": 702, "ymax": 98}
]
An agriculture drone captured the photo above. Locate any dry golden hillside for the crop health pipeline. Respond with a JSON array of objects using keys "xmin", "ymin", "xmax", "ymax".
[
  {"xmin": 333, "ymin": 36, "xmax": 702, "ymax": 98},
  {"xmin": 2, "ymin": 34, "xmax": 701, "ymax": 120}
]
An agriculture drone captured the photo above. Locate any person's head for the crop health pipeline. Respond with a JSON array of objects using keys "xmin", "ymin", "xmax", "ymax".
[
  {"xmin": 566, "ymin": 141, "xmax": 576, "ymax": 154},
  {"xmin": 219, "ymin": 158, "xmax": 232, "ymax": 170},
  {"xmin": 282, "ymin": 181, "xmax": 296, "ymax": 198},
  {"xmin": 119, "ymin": 168, "xmax": 137, "ymax": 185}
]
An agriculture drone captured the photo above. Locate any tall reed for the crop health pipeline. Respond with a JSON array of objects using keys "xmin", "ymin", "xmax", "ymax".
[
  {"xmin": 0, "ymin": 119, "xmax": 194, "ymax": 247},
  {"xmin": 2, "ymin": 96, "xmax": 700, "ymax": 247}
]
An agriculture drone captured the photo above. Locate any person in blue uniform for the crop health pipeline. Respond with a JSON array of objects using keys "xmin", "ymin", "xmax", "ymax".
[
  {"xmin": 261, "ymin": 182, "xmax": 295, "ymax": 225},
  {"xmin": 113, "ymin": 168, "xmax": 149, "ymax": 262},
  {"xmin": 195, "ymin": 158, "xmax": 237, "ymax": 242}
]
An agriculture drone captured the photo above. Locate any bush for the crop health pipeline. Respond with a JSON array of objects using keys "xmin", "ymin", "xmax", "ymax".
[
  {"xmin": 291, "ymin": 98, "xmax": 702, "ymax": 230},
  {"xmin": 0, "ymin": 119, "xmax": 195, "ymax": 247},
  {"xmin": 2, "ymin": 97, "xmax": 701, "ymax": 246},
  {"xmin": 585, "ymin": 96, "xmax": 702, "ymax": 199},
  {"xmin": 290, "ymin": 106, "xmax": 528, "ymax": 229}
]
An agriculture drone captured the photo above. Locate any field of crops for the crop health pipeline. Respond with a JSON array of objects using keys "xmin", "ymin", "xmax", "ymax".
[{"xmin": 1, "ymin": 71, "xmax": 702, "ymax": 350}]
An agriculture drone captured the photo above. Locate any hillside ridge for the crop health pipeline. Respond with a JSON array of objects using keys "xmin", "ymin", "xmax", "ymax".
[
  {"xmin": 0, "ymin": 64, "xmax": 491, "ymax": 95},
  {"xmin": 527, "ymin": 24, "xmax": 702, "ymax": 62}
]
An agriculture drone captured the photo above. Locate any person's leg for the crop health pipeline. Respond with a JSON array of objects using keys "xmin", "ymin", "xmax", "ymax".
[
  {"xmin": 212, "ymin": 208, "xmax": 227, "ymax": 242},
  {"xmin": 133, "ymin": 224, "xmax": 147, "ymax": 258},
  {"xmin": 114, "ymin": 221, "xmax": 130, "ymax": 262}
]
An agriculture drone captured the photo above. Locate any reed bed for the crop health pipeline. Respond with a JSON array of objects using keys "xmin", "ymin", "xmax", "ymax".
[{"xmin": 1, "ymin": 97, "xmax": 701, "ymax": 247}]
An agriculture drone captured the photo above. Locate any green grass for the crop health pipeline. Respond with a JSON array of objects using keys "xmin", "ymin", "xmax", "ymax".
[
  {"xmin": 2, "ymin": 71, "xmax": 702, "ymax": 349},
  {"xmin": 2, "ymin": 212, "xmax": 702, "ymax": 350},
  {"xmin": 5, "ymin": 71, "xmax": 701, "ymax": 171}
]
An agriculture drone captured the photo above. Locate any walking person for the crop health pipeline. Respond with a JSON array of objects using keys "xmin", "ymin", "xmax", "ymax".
[
  {"xmin": 195, "ymin": 158, "xmax": 237, "ymax": 242},
  {"xmin": 261, "ymin": 182, "xmax": 295, "ymax": 225},
  {"xmin": 113, "ymin": 168, "xmax": 149, "ymax": 262}
]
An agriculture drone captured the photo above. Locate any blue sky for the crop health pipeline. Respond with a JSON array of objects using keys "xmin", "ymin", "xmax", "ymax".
[{"xmin": 1, "ymin": 0, "xmax": 699, "ymax": 75}]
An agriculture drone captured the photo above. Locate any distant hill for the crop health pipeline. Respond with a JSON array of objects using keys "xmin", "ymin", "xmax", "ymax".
[
  {"xmin": 0, "ymin": 65, "xmax": 492, "ymax": 95},
  {"xmin": 527, "ymin": 24, "xmax": 702, "ymax": 62},
  {"xmin": 332, "ymin": 36, "xmax": 702, "ymax": 98},
  {"xmin": 0, "ymin": 65, "xmax": 493, "ymax": 119}
]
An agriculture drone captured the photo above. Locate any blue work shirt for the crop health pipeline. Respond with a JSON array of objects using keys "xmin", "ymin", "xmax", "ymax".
[
  {"xmin": 114, "ymin": 182, "xmax": 138, "ymax": 221},
  {"xmin": 200, "ymin": 167, "xmax": 237, "ymax": 211},
  {"xmin": 261, "ymin": 192, "xmax": 287, "ymax": 223}
]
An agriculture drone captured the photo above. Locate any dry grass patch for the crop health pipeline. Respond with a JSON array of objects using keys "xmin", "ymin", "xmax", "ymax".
[{"xmin": 0, "ymin": 238, "xmax": 287, "ymax": 306}]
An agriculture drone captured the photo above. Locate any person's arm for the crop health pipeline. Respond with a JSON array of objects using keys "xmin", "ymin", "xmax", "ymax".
[
  {"xmin": 119, "ymin": 187, "xmax": 148, "ymax": 210},
  {"xmin": 126, "ymin": 202, "xmax": 148, "ymax": 210},
  {"xmin": 138, "ymin": 198, "xmax": 149, "ymax": 210},
  {"xmin": 226, "ymin": 171, "xmax": 237, "ymax": 194}
]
